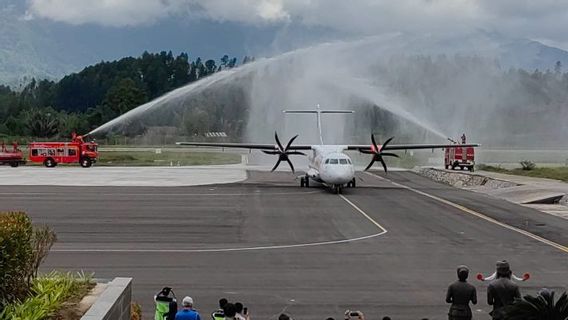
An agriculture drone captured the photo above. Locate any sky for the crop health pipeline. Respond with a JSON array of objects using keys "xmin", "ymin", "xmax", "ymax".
[{"xmin": 22, "ymin": 0, "xmax": 568, "ymax": 51}]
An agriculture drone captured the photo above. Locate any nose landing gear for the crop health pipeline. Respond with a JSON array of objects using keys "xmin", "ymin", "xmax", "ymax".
[
  {"xmin": 347, "ymin": 177, "xmax": 356, "ymax": 188},
  {"xmin": 300, "ymin": 175, "xmax": 310, "ymax": 188}
]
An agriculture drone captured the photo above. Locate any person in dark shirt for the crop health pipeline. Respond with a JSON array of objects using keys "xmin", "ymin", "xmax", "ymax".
[
  {"xmin": 487, "ymin": 260, "xmax": 521, "ymax": 320},
  {"xmin": 446, "ymin": 265, "xmax": 477, "ymax": 320}
]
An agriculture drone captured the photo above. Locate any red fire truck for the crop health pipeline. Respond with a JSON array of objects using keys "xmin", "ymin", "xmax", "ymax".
[
  {"xmin": 445, "ymin": 134, "xmax": 475, "ymax": 171},
  {"xmin": 0, "ymin": 142, "xmax": 25, "ymax": 167},
  {"xmin": 28, "ymin": 134, "xmax": 98, "ymax": 168}
]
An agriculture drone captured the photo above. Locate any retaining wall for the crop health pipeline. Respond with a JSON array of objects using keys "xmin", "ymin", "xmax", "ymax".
[{"xmin": 81, "ymin": 277, "xmax": 132, "ymax": 320}]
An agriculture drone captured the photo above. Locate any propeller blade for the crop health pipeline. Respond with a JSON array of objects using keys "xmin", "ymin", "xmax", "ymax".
[
  {"xmin": 286, "ymin": 151, "xmax": 306, "ymax": 156},
  {"xmin": 271, "ymin": 159, "xmax": 282, "ymax": 172},
  {"xmin": 380, "ymin": 158, "xmax": 388, "ymax": 173},
  {"xmin": 380, "ymin": 152, "xmax": 399, "ymax": 158},
  {"xmin": 285, "ymin": 158, "xmax": 295, "ymax": 173},
  {"xmin": 364, "ymin": 159, "xmax": 375, "ymax": 171},
  {"xmin": 285, "ymin": 134, "xmax": 299, "ymax": 151},
  {"xmin": 262, "ymin": 150, "xmax": 280, "ymax": 155},
  {"xmin": 381, "ymin": 136, "xmax": 395, "ymax": 150},
  {"xmin": 359, "ymin": 149, "xmax": 374, "ymax": 154},
  {"xmin": 371, "ymin": 134, "xmax": 378, "ymax": 152},
  {"xmin": 274, "ymin": 132, "xmax": 284, "ymax": 151}
]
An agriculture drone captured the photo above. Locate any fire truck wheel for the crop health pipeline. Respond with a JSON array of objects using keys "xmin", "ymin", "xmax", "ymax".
[
  {"xmin": 80, "ymin": 157, "xmax": 92, "ymax": 168},
  {"xmin": 9, "ymin": 162, "xmax": 19, "ymax": 168},
  {"xmin": 44, "ymin": 158, "xmax": 56, "ymax": 168}
]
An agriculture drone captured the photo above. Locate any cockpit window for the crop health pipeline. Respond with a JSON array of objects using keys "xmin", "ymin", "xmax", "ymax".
[
  {"xmin": 339, "ymin": 159, "xmax": 348, "ymax": 164},
  {"xmin": 347, "ymin": 159, "xmax": 352, "ymax": 164},
  {"xmin": 325, "ymin": 159, "xmax": 330, "ymax": 164},
  {"xmin": 329, "ymin": 159, "xmax": 338, "ymax": 164}
]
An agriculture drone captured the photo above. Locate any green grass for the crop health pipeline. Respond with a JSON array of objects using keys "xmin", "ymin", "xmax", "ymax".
[
  {"xmin": 478, "ymin": 164, "xmax": 568, "ymax": 182},
  {"xmin": 97, "ymin": 150, "xmax": 241, "ymax": 166},
  {"xmin": 0, "ymin": 271, "xmax": 94, "ymax": 320}
]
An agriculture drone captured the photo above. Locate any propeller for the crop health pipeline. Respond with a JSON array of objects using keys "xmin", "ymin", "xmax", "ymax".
[
  {"xmin": 360, "ymin": 135, "xmax": 399, "ymax": 172},
  {"xmin": 262, "ymin": 132, "xmax": 305, "ymax": 173}
]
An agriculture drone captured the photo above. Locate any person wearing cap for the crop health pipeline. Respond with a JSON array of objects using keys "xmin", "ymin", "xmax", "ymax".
[
  {"xmin": 175, "ymin": 296, "xmax": 201, "ymax": 320},
  {"xmin": 446, "ymin": 265, "xmax": 477, "ymax": 320},
  {"xmin": 487, "ymin": 260, "xmax": 521, "ymax": 319}
]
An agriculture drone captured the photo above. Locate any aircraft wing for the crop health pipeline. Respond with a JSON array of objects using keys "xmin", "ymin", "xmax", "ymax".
[
  {"xmin": 176, "ymin": 142, "xmax": 313, "ymax": 150},
  {"xmin": 347, "ymin": 143, "xmax": 480, "ymax": 152}
]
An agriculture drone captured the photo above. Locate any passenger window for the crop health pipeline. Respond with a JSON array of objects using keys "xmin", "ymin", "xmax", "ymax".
[
  {"xmin": 68, "ymin": 149, "xmax": 77, "ymax": 156},
  {"xmin": 339, "ymin": 159, "xmax": 348, "ymax": 164},
  {"xmin": 32, "ymin": 149, "xmax": 38, "ymax": 156},
  {"xmin": 330, "ymin": 159, "xmax": 338, "ymax": 164},
  {"xmin": 48, "ymin": 149, "xmax": 55, "ymax": 156}
]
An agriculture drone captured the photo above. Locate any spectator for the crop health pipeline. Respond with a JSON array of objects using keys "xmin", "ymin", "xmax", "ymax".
[
  {"xmin": 446, "ymin": 265, "xmax": 477, "ymax": 320},
  {"xmin": 176, "ymin": 296, "xmax": 201, "ymax": 320},
  {"xmin": 487, "ymin": 260, "xmax": 521, "ymax": 320},
  {"xmin": 212, "ymin": 298, "xmax": 228, "ymax": 320},
  {"xmin": 382, "ymin": 317, "xmax": 391, "ymax": 320},
  {"xmin": 234, "ymin": 302, "xmax": 246, "ymax": 320},
  {"xmin": 279, "ymin": 314, "xmax": 291, "ymax": 320},
  {"xmin": 223, "ymin": 303, "xmax": 237, "ymax": 320}
]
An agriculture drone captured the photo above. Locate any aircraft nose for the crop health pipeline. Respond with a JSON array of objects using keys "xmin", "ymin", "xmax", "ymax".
[{"xmin": 327, "ymin": 166, "xmax": 353, "ymax": 184}]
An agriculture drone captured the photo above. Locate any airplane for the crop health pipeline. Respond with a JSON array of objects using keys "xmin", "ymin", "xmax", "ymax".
[{"xmin": 177, "ymin": 106, "xmax": 480, "ymax": 193}]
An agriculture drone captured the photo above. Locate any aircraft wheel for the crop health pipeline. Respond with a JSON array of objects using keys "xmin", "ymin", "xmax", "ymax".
[
  {"xmin": 305, "ymin": 176, "xmax": 310, "ymax": 188},
  {"xmin": 351, "ymin": 178, "xmax": 356, "ymax": 188},
  {"xmin": 300, "ymin": 177, "xmax": 305, "ymax": 187}
]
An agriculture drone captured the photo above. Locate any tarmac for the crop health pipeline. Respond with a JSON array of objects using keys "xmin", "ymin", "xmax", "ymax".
[{"xmin": 1, "ymin": 169, "xmax": 567, "ymax": 320}]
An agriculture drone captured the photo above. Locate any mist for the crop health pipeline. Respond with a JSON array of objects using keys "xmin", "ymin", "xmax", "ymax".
[{"xmin": 90, "ymin": 33, "xmax": 568, "ymax": 150}]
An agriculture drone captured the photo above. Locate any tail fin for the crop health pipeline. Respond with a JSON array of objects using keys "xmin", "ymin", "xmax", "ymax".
[{"xmin": 283, "ymin": 104, "xmax": 354, "ymax": 144}]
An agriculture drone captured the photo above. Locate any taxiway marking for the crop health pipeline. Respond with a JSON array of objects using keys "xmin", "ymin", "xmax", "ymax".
[
  {"xmin": 366, "ymin": 172, "xmax": 568, "ymax": 254},
  {"xmin": 51, "ymin": 192, "xmax": 387, "ymax": 253}
]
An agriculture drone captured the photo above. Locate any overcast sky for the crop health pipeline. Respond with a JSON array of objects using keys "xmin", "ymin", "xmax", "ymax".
[{"xmin": 23, "ymin": 0, "xmax": 568, "ymax": 50}]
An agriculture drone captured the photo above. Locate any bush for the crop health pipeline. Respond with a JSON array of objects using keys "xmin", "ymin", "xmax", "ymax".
[
  {"xmin": 0, "ymin": 212, "xmax": 57, "ymax": 307},
  {"xmin": 0, "ymin": 212, "xmax": 33, "ymax": 304},
  {"xmin": 0, "ymin": 271, "xmax": 93, "ymax": 320},
  {"xmin": 131, "ymin": 302, "xmax": 142, "ymax": 320},
  {"xmin": 520, "ymin": 160, "xmax": 536, "ymax": 171}
]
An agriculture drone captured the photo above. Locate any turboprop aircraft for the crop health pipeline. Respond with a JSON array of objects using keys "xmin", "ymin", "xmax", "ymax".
[{"xmin": 177, "ymin": 106, "xmax": 479, "ymax": 193}]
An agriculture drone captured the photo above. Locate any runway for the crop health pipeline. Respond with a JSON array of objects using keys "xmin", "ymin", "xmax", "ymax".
[{"xmin": 1, "ymin": 171, "xmax": 567, "ymax": 320}]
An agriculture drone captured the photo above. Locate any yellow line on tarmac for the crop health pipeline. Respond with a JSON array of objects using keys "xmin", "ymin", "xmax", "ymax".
[{"xmin": 366, "ymin": 172, "xmax": 568, "ymax": 254}]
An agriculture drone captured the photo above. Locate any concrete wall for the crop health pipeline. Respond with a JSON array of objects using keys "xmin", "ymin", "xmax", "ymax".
[{"xmin": 81, "ymin": 277, "xmax": 132, "ymax": 320}]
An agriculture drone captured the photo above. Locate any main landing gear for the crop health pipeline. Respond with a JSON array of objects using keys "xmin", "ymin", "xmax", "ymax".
[
  {"xmin": 300, "ymin": 175, "xmax": 310, "ymax": 188},
  {"xmin": 347, "ymin": 177, "xmax": 356, "ymax": 188}
]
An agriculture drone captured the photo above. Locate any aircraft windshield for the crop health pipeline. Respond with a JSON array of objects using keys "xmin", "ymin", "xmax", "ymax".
[
  {"xmin": 339, "ymin": 159, "xmax": 348, "ymax": 164},
  {"xmin": 329, "ymin": 159, "xmax": 338, "ymax": 164}
]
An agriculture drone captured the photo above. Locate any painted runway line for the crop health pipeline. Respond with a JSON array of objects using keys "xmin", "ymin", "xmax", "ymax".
[
  {"xmin": 51, "ymin": 192, "xmax": 387, "ymax": 253},
  {"xmin": 366, "ymin": 172, "xmax": 568, "ymax": 254}
]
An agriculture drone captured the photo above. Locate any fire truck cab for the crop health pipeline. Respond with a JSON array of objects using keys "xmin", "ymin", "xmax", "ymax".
[
  {"xmin": 29, "ymin": 134, "xmax": 98, "ymax": 168},
  {"xmin": 444, "ymin": 134, "xmax": 475, "ymax": 172},
  {"xmin": 0, "ymin": 142, "xmax": 25, "ymax": 167}
]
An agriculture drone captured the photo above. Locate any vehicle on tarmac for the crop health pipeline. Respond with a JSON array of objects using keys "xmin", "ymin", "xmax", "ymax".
[
  {"xmin": 444, "ymin": 134, "xmax": 475, "ymax": 171},
  {"xmin": 0, "ymin": 142, "xmax": 25, "ymax": 167},
  {"xmin": 29, "ymin": 133, "xmax": 98, "ymax": 168},
  {"xmin": 177, "ymin": 105, "xmax": 480, "ymax": 193}
]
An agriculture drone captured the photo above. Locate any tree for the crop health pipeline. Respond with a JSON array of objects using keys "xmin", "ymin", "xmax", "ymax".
[
  {"xmin": 23, "ymin": 107, "xmax": 60, "ymax": 137},
  {"xmin": 103, "ymin": 78, "xmax": 148, "ymax": 116},
  {"xmin": 504, "ymin": 289, "xmax": 568, "ymax": 320}
]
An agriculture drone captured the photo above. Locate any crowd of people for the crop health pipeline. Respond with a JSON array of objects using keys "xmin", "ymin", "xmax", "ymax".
[{"xmin": 154, "ymin": 260, "xmax": 528, "ymax": 320}]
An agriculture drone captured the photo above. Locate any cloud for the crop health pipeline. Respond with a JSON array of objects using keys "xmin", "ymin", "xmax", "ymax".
[
  {"xmin": 27, "ymin": 0, "xmax": 186, "ymax": 27},
  {"xmin": 25, "ymin": 0, "xmax": 568, "ymax": 49}
]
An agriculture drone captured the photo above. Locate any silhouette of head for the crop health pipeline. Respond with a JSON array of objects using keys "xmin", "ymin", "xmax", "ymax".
[
  {"xmin": 457, "ymin": 265, "xmax": 469, "ymax": 281},
  {"xmin": 496, "ymin": 260, "xmax": 512, "ymax": 279},
  {"xmin": 224, "ymin": 303, "xmax": 237, "ymax": 318},
  {"xmin": 219, "ymin": 298, "xmax": 228, "ymax": 309}
]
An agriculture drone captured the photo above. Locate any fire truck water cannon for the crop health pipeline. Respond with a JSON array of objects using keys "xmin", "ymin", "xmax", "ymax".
[{"xmin": 29, "ymin": 133, "xmax": 99, "ymax": 168}]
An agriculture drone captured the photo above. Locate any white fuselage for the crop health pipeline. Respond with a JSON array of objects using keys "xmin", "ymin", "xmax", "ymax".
[{"xmin": 306, "ymin": 145, "xmax": 355, "ymax": 186}]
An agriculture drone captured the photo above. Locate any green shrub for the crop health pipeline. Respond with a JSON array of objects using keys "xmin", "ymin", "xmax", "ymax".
[
  {"xmin": 0, "ymin": 212, "xmax": 33, "ymax": 304},
  {"xmin": 0, "ymin": 212, "xmax": 57, "ymax": 308},
  {"xmin": 0, "ymin": 271, "xmax": 93, "ymax": 320},
  {"xmin": 520, "ymin": 160, "xmax": 536, "ymax": 170}
]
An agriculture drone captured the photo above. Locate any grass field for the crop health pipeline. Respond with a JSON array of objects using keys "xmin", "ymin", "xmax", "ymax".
[
  {"xmin": 478, "ymin": 164, "xmax": 568, "ymax": 182},
  {"xmin": 97, "ymin": 150, "xmax": 241, "ymax": 166}
]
